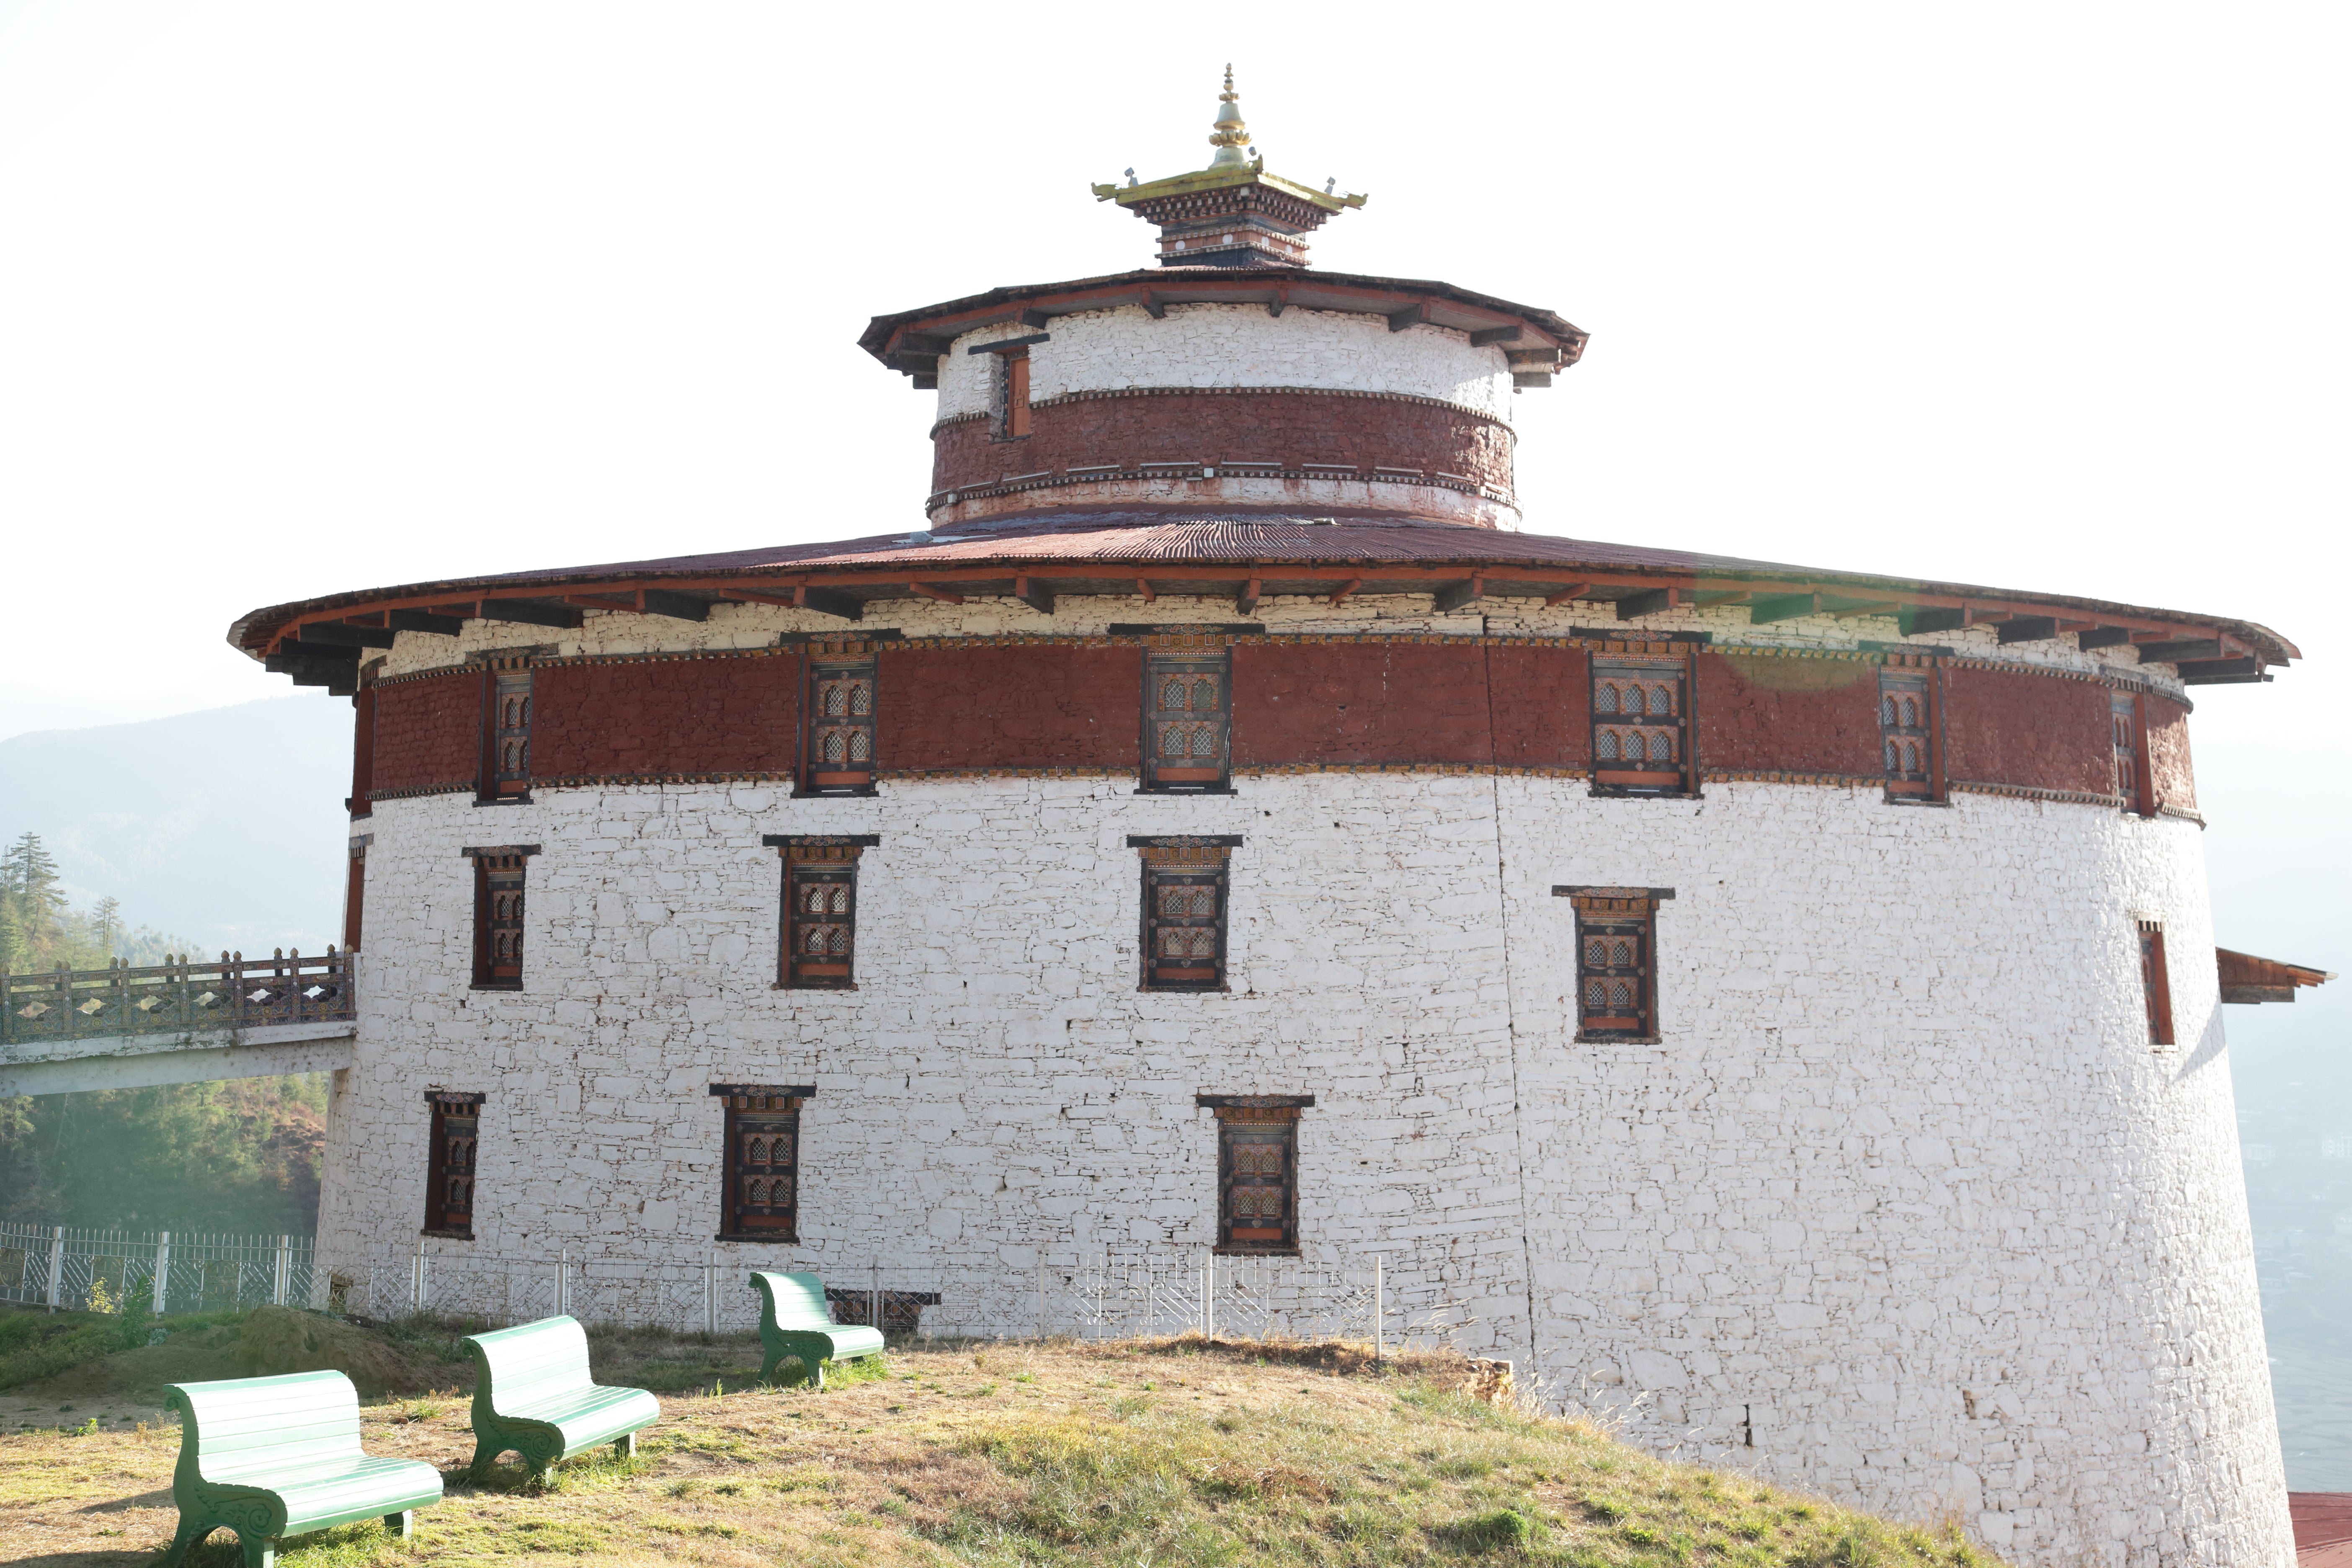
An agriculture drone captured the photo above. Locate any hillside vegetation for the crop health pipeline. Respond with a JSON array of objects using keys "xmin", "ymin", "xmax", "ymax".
[{"xmin": 0, "ymin": 1328, "xmax": 2003, "ymax": 1568}]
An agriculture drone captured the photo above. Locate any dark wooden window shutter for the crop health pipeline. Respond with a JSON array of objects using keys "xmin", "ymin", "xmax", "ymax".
[
  {"xmin": 1134, "ymin": 836, "xmax": 1239, "ymax": 992},
  {"xmin": 343, "ymin": 838, "xmax": 369, "ymax": 954},
  {"xmin": 1879, "ymin": 660, "xmax": 1942, "ymax": 800},
  {"xmin": 1000, "ymin": 349, "xmax": 1032, "ymax": 439},
  {"xmin": 348, "ymin": 685, "xmax": 377, "ymax": 818},
  {"xmin": 2138, "ymin": 920, "xmax": 2174, "ymax": 1046},
  {"xmin": 765, "ymin": 835, "xmax": 879, "ymax": 989},
  {"xmin": 1556, "ymin": 885, "xmax": 1674, "ymax": 1042},
  {"xmin": 712, "ymin": 1085, "xmax": 813, "ymax": 1241},
  {"xmin": 1591, "ymin": 645, "xmax": 1694, "ymax": 796},
  {"xmin": 1200, "ymin": 1096, "xmax": 1310, "ymax": 1256},
  {"xmin": 476, "ymin": 651, "xmax": 537, "ymax": 803},
  {"xmin": 2112, "ymin": 691, "xmax": 2152, "ymax": 815},
  {"xmin": 464, "ymin": 844, "xmax": 540, "ymax": 990},
  {"xmin": 800, "ymin": 640, "xmax": 879, "ymax": 796},
  {"xmin": 423, "ymin": 1091, "xmax": 484, "ymax": 1238},
  {"xmin": 1141, "ymin": 634, "xmax": 1233, "ymax": 793}
]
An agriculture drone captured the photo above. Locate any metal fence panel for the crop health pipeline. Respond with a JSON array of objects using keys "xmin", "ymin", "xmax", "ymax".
[{"xmin": 3, "ymin": 1220, "xmax": 1475, "ymax": 1354}]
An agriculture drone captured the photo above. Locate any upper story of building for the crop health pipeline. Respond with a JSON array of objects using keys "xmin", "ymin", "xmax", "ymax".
[
  {"xmin": 861, "ymin": 71, "xmax": 1578, "ymax": 531},
  {"xmin": 227, "ymin": 70, "xmax": 2295, "ymax": 823}
]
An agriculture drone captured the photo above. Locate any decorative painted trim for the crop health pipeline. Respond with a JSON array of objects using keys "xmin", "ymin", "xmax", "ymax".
[
  {"xmin": 1949, "ymin": 779, "xmax": 2130, "ymax": 808},
  {"xmin": 536, "ymin": 646, "xmax": 793, "ymax": 669},
  {"xmin": 1195, "ymin": 1093, "xmax": 1315, "ymax": 1109},
  {"xmin": 375, "ymin": 663, "xmax": 478, "ymax": 689},
  {"xmin": 2100, "ymin": 666, "xmax": 2194, "ymax": 710},
  {"xmin": 928, "ymin": 384, "xmax": 1514, "ymax": 441},
  {"xmin": 1712, "ymin": 645, "xmax": 1886, "ymax": 665},
  {"xmin": 2156, "ymin": 804, "xmax": 2208, "ymax": 828},
  {"xmin": 369, "ymin": 780, "xmax": 476, "ymax": 801},
  {"xmin": 528, "ymin": 770, "xmax": 797, "ymax": 789},
  {"xmin": 1702, "ymin": 769, "xmax": 1883, "ymax": 788},
  {"xmin": 926, "ymin": 464, "xmax": 1509, "ymax": 513},
  {"xmin": 879, "ymin": 766, "xmax": 1127, "ymax": 781}
]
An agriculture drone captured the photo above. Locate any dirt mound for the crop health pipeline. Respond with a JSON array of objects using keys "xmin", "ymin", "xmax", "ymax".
[
  {"xmin": 4, "ymin": 1310, "xmax": 467, "ymax": 1406},
  {"xmin": 232, "ymin": 1306, "xmax": 468, "ymax": 1395}
]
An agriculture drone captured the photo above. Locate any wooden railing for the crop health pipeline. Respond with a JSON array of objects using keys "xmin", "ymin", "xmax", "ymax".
[{"xmin": 0, "ymin": 948, "xmax": 356, "ymax": 1048}]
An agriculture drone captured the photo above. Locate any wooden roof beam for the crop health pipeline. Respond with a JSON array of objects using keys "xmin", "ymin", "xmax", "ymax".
[
  {"xmin": 1543, "ymin": 583, "xmax": 1592, "ymax": 607},
  {"xmin": 907, "ymin": 583, "xmax": 965, "ymax": 606},
  {"xmin": 1329, "ymin": 578, "xmax": 1363, "ymax": 608},
  {"xmin": 1014, "ymin": 575, "xmax": 1055, "ymax": 616}
]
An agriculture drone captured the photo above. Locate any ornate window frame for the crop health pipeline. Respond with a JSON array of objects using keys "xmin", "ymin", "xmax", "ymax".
[
  {"xmin": 422, "ymin": 1090, "xmax": 484, "ymax": 1239},
  {"xmin": 1198, "ymin": 1094, "xmax": 1312, "ymax": 1257},
  {"xmin": 1132, "ymin": 630, "xmax": 1237, "ymax": 794},
  {"xmin": 2137, "ymin": 918, "xmax": 2174, "ymax": 1047},
  {"xmin": 797, "ymin": 637, "xmax": 880, "ymax": 797},
  {"xmin": 1132, "ymin": 836, "xmax": 1239, "ymax": 992},
  {"xmin": 712, "ymin": 1083, "xmax": 812, "ymax": 1243},
  {"xmin": 1589, "ymin": 642, "xmax": 1697, "ymax": 798},
  {"xmin": 462, "ymin": 843, "xmax": 540, "ymax": 990},
  {"xmin": 1553, "ymin": 885, "xmax": 1675, "ymax": 1043},
  {"xmin": 764, "ymin": 835, "xmax": 879, "ymax": 990},
  {"xmin": 474, "ymin": 648, "xmax": 545, "ymax": 806},
  {"xmin": 1878, "ymin": 655, "xmax": 1946, "ymax": 804}
]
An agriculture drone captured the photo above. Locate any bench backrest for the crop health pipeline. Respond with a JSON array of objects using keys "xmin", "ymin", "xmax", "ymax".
[
  {"xmin": 168, "ymin": 1370, "xmax": 364, "ymax": 1487},
  {"xmin": 752, "ymin": 1271, "xmax": 841, "ymax": 1332},
  {"xmin": 464, "ymin": 1316, "xmax": 595, "ymax": 1410}
]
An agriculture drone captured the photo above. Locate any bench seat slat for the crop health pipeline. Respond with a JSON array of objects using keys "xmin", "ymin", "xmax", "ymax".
[
  {"xmin": 750, "ymin": 1272, "xmax": 888, "ymax": 1390},
  {"xmin": 165, "ymin": 1369, "xmax": 442, "ymax": 1566},
  {"xmin": 463, "ymin": 1316, "xmax": 660, "ymax": 1480}
]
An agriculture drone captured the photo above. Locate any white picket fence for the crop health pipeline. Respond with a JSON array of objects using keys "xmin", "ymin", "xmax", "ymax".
[
  {"xmin": 0, "ymin": 1221, "xmax": 1482, "ymax": 1353},
  {"xmin": 0, "ymin": 1223, "xmax": 315, "ymax": 1315}
]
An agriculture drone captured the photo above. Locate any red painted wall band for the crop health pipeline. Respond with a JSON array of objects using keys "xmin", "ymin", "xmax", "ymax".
[
  {"xmin": 931, "ymin": 389, "xmax": 1515, "ymax": 497},
  {"xmin": 365, "ymin": 645, "xmax": 2177, "ymax": 807}
]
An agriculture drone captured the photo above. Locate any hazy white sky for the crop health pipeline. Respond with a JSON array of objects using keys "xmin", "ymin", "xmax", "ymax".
[{"xmin": 0, "ymin": 3, "xmax": 2344, "ymax": 1047}]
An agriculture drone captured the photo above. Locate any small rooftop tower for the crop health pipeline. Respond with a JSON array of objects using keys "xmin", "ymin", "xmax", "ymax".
[{"xmin": 1090, "ymin": 67, "xmax": 1367, "ymax": 268}]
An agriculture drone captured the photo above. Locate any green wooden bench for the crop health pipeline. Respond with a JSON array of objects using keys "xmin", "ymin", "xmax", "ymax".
[
  {"xmin": 163, "ymin": 1369, "xmax": 441, "ymax": 1568},
  {"xmin": 752, "ymin": 1270, "xmax": 887, "ymax": 1389},
  {"xmin": 461, "ymin": 1315, "xmax": 660, "ymax": 1482}
]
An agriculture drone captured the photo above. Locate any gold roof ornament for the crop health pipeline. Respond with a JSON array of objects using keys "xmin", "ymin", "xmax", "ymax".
[
  {"xmin": 1207, "ymin": 64, "xmax": 1253, "ymax": 170},
  {"xmin": 1088, "ymin": 66, "xmax": 1366, "ymax": 269}
]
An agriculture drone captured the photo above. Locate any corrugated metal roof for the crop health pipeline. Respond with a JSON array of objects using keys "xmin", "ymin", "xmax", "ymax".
[{"xmin": 226, "ymin": 505, "xmax": 2300, "ymax": 668}]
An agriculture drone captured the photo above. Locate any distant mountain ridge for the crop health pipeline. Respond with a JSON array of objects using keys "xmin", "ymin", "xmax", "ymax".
[{"xmin": 0, "ymin": 696, "xmax": 351, "ymax": 957}]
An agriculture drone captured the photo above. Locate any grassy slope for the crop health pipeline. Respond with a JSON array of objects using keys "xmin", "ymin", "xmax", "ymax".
[{"xmin": 0, "ymin": 1337, "xmax": 2003, "ymax": 1568}]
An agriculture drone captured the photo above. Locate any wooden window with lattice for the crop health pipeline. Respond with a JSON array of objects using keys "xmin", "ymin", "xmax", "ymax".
[
  {"xmin": 2138, "ymin": 919, "xmax": 2174, "ymax": 1047},
  {"xmin": 1879, "ymin": 661, "xmax": 1941, "ymax": 801},
  {"xmin": 1142, "ymin": 637, "xmax": 1231, "ymax": 793},
  {"xmin": 1591, "ymin": 649, "xmax": 1692, "ymax": 795},
  {"xmin": 477, "ymin": 652, "xmax": 536, "ymax": 802},
  {"xmin": 764, "ymin": 835, "xmax": 879, "ymax": 989},
  {"xmin": 423, "ymin": 1091, "xmax": 483, "ymax": 1238},
  {"xmin": 802, "ymin": 642, "xmax": 877, "ymax": 796},
  {"xmin": 1556, "ymin": 885, "xmax": 1674, "ymax": 1041},
  {"xmin": 2112, "ymin": 690, "xmax": 2151, "ymax": 815},
  {"xmin": 1200, "ymin": 1096, "xmax": 1310, "ymax": 1256},
  {"xmin": 712, "ymin": 1084, "xmax": 810, "ymax": 1242},
  {"xmin": 996, "ymin": 347, "xmax": 1032, "ymax": 440},
  {"xmin": 464, "ymin": 844, "xmax": 539, "ymax": 990},
  {"xmin": 1133, "ymin": 836, "xmax": 1237, "ymax": 992}
]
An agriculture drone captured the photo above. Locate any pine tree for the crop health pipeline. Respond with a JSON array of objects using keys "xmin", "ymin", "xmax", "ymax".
[
  {"xmin": 93, "ymin": 895, "xmax": 121, "ymax": 954},
  {"xmin": 3, "ymin": 832, "xmax": 63, "ymax": 924}
]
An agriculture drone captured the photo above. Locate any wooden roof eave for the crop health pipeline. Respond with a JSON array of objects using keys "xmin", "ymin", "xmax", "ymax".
[
  {"xmin": 237, "ymin": 557, "xmax": 2297, "ymax": 671},
  {"xmin": 860, "ymin": 269, "xmax": 1587, "ymax": 370}
]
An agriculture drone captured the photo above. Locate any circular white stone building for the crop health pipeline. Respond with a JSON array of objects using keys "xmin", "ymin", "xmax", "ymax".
[{"xmin": 232, "ymin": 76, "xmax": 2306, "ymax": 1568}]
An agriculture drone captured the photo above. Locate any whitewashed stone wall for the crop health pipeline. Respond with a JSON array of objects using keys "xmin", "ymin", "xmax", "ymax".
[
  {"xmin": 936, "ymin": 303, "xmax": 1516, "ymax": 423},
  {"xmin": 323, "ymin": 758, "xmax": 2286, "ymax": 1567},
  {"xmin": 334, "ymin": 588, "xmax": 2272, "ymax": 1565}
]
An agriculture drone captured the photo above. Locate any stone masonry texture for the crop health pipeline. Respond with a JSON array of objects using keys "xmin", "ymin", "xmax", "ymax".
[{"xmin": 330, "ymin": 589, "xmax": 2278, "ymax": 1568}]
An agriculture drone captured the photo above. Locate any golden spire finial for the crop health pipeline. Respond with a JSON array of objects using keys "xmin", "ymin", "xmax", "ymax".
[{"xmin": 1207, "ymin": 63, "xmax": 1252, "ymax": 170}]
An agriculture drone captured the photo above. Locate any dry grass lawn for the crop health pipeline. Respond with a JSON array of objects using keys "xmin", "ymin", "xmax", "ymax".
[{"xmin": 0, "ymin": 1335, "xmax": 2004, "ymax": 1567}]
